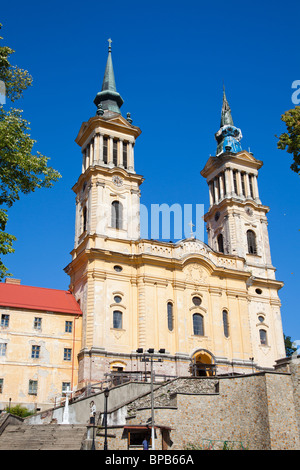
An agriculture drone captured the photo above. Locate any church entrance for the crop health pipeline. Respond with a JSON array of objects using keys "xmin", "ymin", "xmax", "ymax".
[{"xmin": 191, "ymin": 350, "xmax": 216, "ymax": 377}]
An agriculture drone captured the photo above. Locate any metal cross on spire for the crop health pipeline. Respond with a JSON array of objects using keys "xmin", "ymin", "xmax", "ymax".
[
  {"xmin": 108, "ymin": 38, "xmax": 112, "ymax": 52},
  {"xmin": 188, "ymin": 221, "xmax": 195, "ymax": 238}
]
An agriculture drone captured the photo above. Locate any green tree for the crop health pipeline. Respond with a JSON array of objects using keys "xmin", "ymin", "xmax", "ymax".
[
  {"xmin": 0, "ymin": 24, "xmax": 61, "ymax": 279},
  {"xmin": 284, "ymin": 334, "xmax": 297, "ymax": 357},
  {"xmin": 277, "ymin": 106, "xmax": 300, "ymax": 175}
]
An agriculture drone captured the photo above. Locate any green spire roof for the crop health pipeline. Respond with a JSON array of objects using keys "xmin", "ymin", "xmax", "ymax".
[
  {"xmin": 220, "ymin": 86, "xmax": 234, "ymax": 127},
  {"xmin": 94, "ymin": 39, "xmax": 124, "ymax": 115}
]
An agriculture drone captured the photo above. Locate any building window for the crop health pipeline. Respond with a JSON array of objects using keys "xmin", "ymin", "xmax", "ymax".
[
  {"xmin": 223, "ymin": 310, "xmax": 230, "ymax": 338},
  {"xmin": 233, "ymin": 171, "xmax": 238, "ymax": 194},
  {"xmin": 113, "ymin": 311, "xmax": 122, "ymax": 329},
  {"xmin": 241, "ymin": 173, "xmax": 246, "ymax": 196},
  {"xmin": 83, "ymin": 206, "xmax": 87, "ymax": 232},
  {"xmin": 222, "ymin": 172, "xmax": 227, "ymax": 195},
  {"xmin": 64, "ymin": 348, "xmax": 72, "ymax": 361},
  {"xmin": 249, "ymin": 175, "xmax": 254, "ymax": 198},
  {"xmin": 167, "ymin": 302, "xmax": 174, "ymax": 332},
  {"xmin": 193, "ymin": 314, "xmax": 204, "ymax": 336},
  {"xmin": 31, "ymin": 345, "xmax": 40, "ymax": 359},
  {"xmin": 247, "ymin": 230, "xmax": 257, "ymax": 255},
  {"xmin": 259, "ymin": 329, "xmax": 268, "ymax": 346},
  {"xmin": 1, "ymin": 314, "xmax": 9, "ymax": 328},
  {"xmin": 103, "ymin": 137, "xmax": 108, "ymax": 164},
  {"xmin": 192, "ymin": 296, "xmax": 202, "ymax": 306},
  {"xmin": 123, "ymin": 142, "xmax": 128, "ymax": 169},
  {"xmin": 28, "ymin": 380, "xmax": 38, "ymax": 395},
  {"xmin": 113, "ymin": 139, "xmax": 118, "ymax": 166},
  {"xmin": 217, "ymin": 233, "xmax": 224, "ymax": 253},
  {"xmin": 114, "ymin": 295, "xmax": 122, "ymax": 304},
  {"xmin": 111, "ymin": 201, "xmax": 123, "ymax": 229},
  {"xmin": 34, "ymin": 317, "xmax": 42, "ymax": 330},
  {"xmin": 65, "ymin": 321, "xmax": 73, "ymax": 333},
  {"xmin": 0, "ymin": 343, "xmax": 7, "ymax": 356},
  {"xmin": 62, "ymin": 382, "xmax": 71, "ymax": 393},
  {"xmin": 0, "ymin": 378, "xmax": 3, "ymax": 393}
]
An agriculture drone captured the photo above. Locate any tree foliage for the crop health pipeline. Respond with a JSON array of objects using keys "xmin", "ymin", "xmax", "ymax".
[
  {"xmin": 0, "ymin": 24, "xmax": 61, "ymax": 279},
  {"xmin": 284, "ymin": 334, "xmax": 297, "ymax": 357},
  {"xmin": 277, "ymin": 106, "xmax": 300, "ymax": 175}
]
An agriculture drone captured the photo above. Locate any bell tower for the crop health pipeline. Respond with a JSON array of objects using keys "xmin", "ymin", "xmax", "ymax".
[
  {"xmin": 73, "ymin": 40, "xmax": 143, "ymax": 248},
  {"xmin": 201, "ymin": 89, "xmax": 274, "ymax": 279}
]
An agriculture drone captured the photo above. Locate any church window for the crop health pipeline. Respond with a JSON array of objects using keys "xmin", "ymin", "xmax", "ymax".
[
  {"xmin": 247, "ymin": 230, "xmax": 257, "ymax": 255},
  {"xmin": 113, "ymin": 311, "xmax": 122, "ymax": 329},
  {"xmin": 192, "ymin": 296, "xmax": 202, "ymax": 306},
  {"xmin": 114, "ymin": 265, "xmax": 123, "ymax": 272},
  {"xmin": 0, "ymin": 378, "xmax": 3, "ymax": 393},
  {"xmin": 103, "ymin": 137, "xmax": 108, "ymax": 164},
  {"xmin": 258, "ymin": 315, "xmax": 264, "ymax": 323},
  {"xmin": 255, "ymin": 288, "xmax": 262, "ymax": 295},
  {"xmin": 222, "ymin": 172, "xmax": 227, "ymax": 195},
  {"xmin": 123, "ymin": 142, "xmax": 128, "ymax": 169},
  {"xmin": 249, "ymin": 175, "xmax": 254, "ymax": 198},
  {"xmin": 233, "ymin": 171, "xmax": 238, "ymax": 194},
  {"xmin": 83, "ymin": 206, "xmax": 87, "ymax": 232},
  {"xmin": 113, "ymin": 139, "xmax": 118, "ymax": 166},
  {"xmin": 259, "ymin": 329, "xmax": 268, "ymax": 346},
  {"xmin": 241, "ymin": 173, "xmax": 246, "ymax": 196},
  {"xmin": 193, "ymin": 314, "xmax": 204, "ymax": 336},
  {"xmin": 217, "ymin": 233, "xmax": 224, "ymax": 253},
  {"xmin": 167, "ymin": 302, "xmax": 174, "ymax": 331},
  {"xmin": 223, "ymin": 310, "xmax": 229, "ymax": 338},
  {"xmin": 114, "ymin": 295, "xmax": 122, "ymax": 304},
  {"xmin": 111, "ymin": 201, "xmax": 123, "ymax": 229}
]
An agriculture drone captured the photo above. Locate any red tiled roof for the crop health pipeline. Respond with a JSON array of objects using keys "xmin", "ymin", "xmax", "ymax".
[{"xmin": 0, "ymin": 283, "xmax": 82, "ymax": 315}]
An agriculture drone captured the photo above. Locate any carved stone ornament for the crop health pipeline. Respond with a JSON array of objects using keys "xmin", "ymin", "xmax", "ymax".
[{"xmin": 185, "ymin": 263, "xmax": 208, "ymax": 283}]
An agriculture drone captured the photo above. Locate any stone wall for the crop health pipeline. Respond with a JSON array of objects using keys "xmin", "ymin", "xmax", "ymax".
[{"xmin": 96, "ymin": 372, "xmax": 300, "ymax": 450}]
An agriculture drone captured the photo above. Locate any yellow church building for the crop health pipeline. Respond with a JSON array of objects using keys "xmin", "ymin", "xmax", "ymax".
[{"xmin": 0, "ymin": 42, "xmax": 286, "ymax": 411}]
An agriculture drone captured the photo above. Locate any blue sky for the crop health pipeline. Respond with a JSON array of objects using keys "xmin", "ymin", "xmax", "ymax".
[{"xmin": 1, "ymin": 0, "xmax": 299, "ymax": 341}]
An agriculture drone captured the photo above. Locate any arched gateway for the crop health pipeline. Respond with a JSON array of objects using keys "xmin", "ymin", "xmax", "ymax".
[{"xmin": 191, "ymin": 349, "xmax": 216, "ymax": 376}]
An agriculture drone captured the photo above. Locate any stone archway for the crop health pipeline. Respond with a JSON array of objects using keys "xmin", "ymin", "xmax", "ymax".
[{"xmin": 191, "ymin": 349, "xmax": 216, "ymax": 376}]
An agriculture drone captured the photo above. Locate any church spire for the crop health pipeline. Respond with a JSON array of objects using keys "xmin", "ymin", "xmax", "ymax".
[
  {"xmin": 94, "ymin": 39, "xmax": 124, "ymax": 115},
  {"xmin": 215, "ymin": 87, "xmax": 243, "ymax": 156}
]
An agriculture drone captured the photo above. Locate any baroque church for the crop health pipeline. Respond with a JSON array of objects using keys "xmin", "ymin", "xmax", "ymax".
[{"xmin": 0, "ymin": 43, "xmax": 286, "ymax": 411}]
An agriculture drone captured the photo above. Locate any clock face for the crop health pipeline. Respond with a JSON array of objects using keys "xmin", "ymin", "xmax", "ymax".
[{"xmin": 112, "ymin": 176, "xmax": 123, "ymax": 187}]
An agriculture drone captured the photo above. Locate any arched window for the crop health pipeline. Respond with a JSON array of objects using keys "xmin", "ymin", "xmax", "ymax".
[
  {"xmin": 193, "ymin": 314, "xmax": 204, "ymax": 336},
  {"xmin": 167, "ymin": 302, "xmax": 173, "ymax": 332},
  {"xmin": 83, "ymin": 206, "xmax": 87, "ymax": 232},
  {"xmin": 223, "ymin": 310, "xmax": 229, "ymax": 338},
  {"xmin": 111, "ymin": 201, "xmax": 123, "ymax": 229},
  {"xmin": 113, "ymin": 311, "xmax": 122, "ymax": 329},
  {"xmin": 247, "ymin": 230, "xmax": 257, "ymax": 255},
  {"xmin": 259, "ymin": 329, "xmax": 268, "ymax": 346},
  {"xmin": 217, "ymin": 233, "xmax": 224, "ymax": 253}
]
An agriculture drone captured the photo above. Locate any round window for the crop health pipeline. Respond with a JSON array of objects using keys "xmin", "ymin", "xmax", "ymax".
[
  {"xmin": 255, "ymin": 288, "xmax": 262, "ymax": 295},
  {"xmin": 258, "ymin": 315, "xmax": 264, "ymax": 323},
  {"xmin": 192, "ymin": 296, "xmax": 202, "ymax": 306},
  {"xmin": 114, "ymin": 265, "xmax": 123, "ymax": 272},
  {"xmin": 114, "ymin": 295, "xmax": 122, "ymax": 303}
]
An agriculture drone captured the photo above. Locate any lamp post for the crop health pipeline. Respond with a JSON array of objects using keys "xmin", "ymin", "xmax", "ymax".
[
  {"xmin": 104, "ymin": 387, "xmax": 110, "ymax": 450},
  {"xmin": 136, "ymin": 348, "xmax": 165, "ymax": 450}
]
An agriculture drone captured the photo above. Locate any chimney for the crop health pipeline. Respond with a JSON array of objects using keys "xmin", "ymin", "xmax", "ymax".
[{"xmin": 5, "ymin": 278, "xmax": 21, "ymax": 285}]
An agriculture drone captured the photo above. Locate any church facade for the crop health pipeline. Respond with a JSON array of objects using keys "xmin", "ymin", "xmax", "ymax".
[
  {"xmin": 0, "ymin": 43, "xmax": 286, "ymax": 411},
  {"xmin": 64, "ymin": 43, "xmax": 286, "ymax": 387}
]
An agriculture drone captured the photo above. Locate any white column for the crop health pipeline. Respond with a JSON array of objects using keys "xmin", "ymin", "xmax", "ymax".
[
  {"xmin": 99, "ymin": 133, "xmax": 104, "ymax": 164},
  {"xmin": 245, "ymin": 173, "xmax": 251, "ymax": 198},
  {"xmin": 128, "ymin": 142, "xmax": 134, "ymax": 172},
  {"xmin": 219, "ymin": 174, "xmax": 224, "ymax": 199},
  {"xmin": 213, "ymin": 178, "xmax": 218, "ymax": 204},
  {"xmin": 253, "ymin": 175, "xmax": 260, "ymax": 202},
  {"xmin": 86, "ymin": 143, "xmax": 91, "ymax": 169},
  {"xmin": 229, "ymin": 169, "xmax": 234, "ymax": 196},
  {"xmin": 224, "ymin": 168, "xmax": 231, "ymax": 196},
  {"xmin": 236, "ymin": 171, "xmax": 242, "ymax": 197},
  {"xmin": 208, "ymin": 182, "xmax": 214, "ymax": 206},
  {"xmin": 82, "ymin": 149, "xmax": 86, "ymax": 173}
]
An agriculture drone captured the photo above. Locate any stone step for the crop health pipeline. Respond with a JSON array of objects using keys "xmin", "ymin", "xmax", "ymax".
[{"xmin": 0, "ymin": 424, "xmax": 87, "ymax": 450}]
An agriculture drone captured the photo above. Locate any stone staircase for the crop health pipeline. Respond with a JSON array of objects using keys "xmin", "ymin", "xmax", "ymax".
[{"xmin": 0, "ymin": 424, "xmax": 87, "ymax": 450}]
